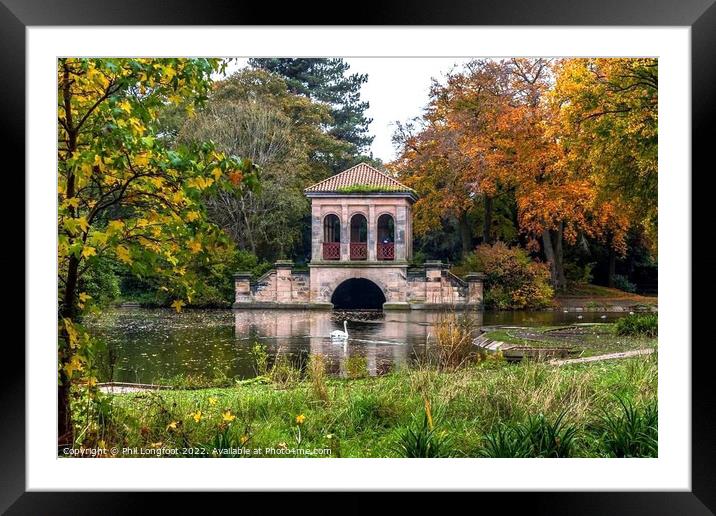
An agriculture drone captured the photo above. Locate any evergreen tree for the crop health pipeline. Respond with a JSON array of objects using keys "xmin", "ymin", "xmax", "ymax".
[{"xmin": 249, "ymin": 58, "xmax": 374, "ymax": 169}]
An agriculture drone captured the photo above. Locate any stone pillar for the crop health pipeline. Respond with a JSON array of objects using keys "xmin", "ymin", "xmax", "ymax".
[
  {"xmin": 340, "ymin": 204, "xmax": 349, "ymax": 261},
  {"xmin": 368, "ymin": 204, "xmax": 377, "ymax": 261},
  {"xmin": 275, "ymin": 260, "xmax": 293, "ymax": 303},
  {"xmin": 395, "ymin": 205, "xmax": 407, "ymax": 261},
  {"xmin": 233, "ymin": 272, "xmax": 252, "ymax": 306},
  {"xmin": 466, "ymin": 272, "xmax": 485, "ymax": 307},
  {"xmin": 425, "ymin": 260, "xmax": 443, "ymax": 304},
  {"xmin": 311, "ymin": 204, "xmax": 321, "ymax": 263}
]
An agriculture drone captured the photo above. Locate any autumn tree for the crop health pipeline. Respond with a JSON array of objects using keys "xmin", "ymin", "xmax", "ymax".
[
  {"xmin": 57, "ymin": 58, "xmax": 256, "ymax": 444},
  {"xmin": 549, "ymin": 58, "xmax": 657, "ymax": 285}
]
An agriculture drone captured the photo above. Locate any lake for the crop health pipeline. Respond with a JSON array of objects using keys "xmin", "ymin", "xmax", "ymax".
[{"xmin": 85, "ymin": 308, "xmax": 626, "ymax": 384}]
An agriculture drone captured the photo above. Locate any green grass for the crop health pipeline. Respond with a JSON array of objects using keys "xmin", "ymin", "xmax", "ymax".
[
  {"xmin": 88, "ymin": 353, "xmax": 657, "ymax": 458},
  {"xmin": 483, "ymin": 323, "xmax": 656, "ymax": 357}
]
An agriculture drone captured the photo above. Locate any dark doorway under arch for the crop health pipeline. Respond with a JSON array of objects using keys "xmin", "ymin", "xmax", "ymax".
[{"xmin": 331, "ymin": 278, "xmax": 386, "ymax": 310}]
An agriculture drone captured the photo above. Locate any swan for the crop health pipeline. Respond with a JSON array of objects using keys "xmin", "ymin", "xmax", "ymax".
[{"xmin": 331, "ymin": 320, "xmax": 349, "ymax": 341}]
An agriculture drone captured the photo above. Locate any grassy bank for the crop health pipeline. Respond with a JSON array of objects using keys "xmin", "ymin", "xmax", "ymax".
[
  {"xmin": 94, "ymin": 354, "xmax": 657, "ymax": 458},
  {"xmin": 482, "ymin": 322, "xmax": 657, "ymax": 357}
]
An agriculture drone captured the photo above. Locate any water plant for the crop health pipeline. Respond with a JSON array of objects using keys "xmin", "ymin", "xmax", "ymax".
[
  {"xmin": 615, "ymin": 313, "xmax": 658, "ymax": 338},
  {"xmin": 308, "ymin": 354, "xmax": 330, "ymax": 403},
  {"xmin": 345, "ymin": 355, "xmax": 369, "ymax": 379}
]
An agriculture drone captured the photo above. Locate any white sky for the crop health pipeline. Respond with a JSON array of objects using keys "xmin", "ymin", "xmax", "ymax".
[{"xmin": 220, "ymin": 58, "xmax": 472, "ymax": 163}]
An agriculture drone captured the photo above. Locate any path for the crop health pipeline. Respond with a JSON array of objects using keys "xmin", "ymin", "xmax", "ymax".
[{"xmin": 550, "ymin": 348, "xmax": 655, "ymax": 366}]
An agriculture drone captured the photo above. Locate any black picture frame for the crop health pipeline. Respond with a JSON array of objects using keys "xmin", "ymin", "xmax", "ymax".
[{"xmin": 5, "ymin": 0, "xmax": 713, "ymax": 512}]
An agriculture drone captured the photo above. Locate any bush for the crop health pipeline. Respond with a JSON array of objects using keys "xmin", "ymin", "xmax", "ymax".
[
  {"xmin": 463, "ymin": 242, "xmax": 554, "ymax": 310},
  {"xmin": 394, "ymin": 400, "xmax": 451, "ymax": 458},
  {"xmin": 480, "ymin": 411, "xmax": 577, "ymax": 458},
  {"xmin": 613, "ymin": 274, "xmax": 637, "ymax": 293},
  {"xmin": 599, "ymin": 396, "xmax": 658, "ymax": 457},
  {"xmin": 308, "ymin": 354, "xmax": 329, "ymax": 403},
  {"xmin": 433, "ymin": 312, "xmax": 477, "ymax": 370},
  {"xmin": 615, "ymin": 313, "xmax": 658, "ymax": 337},
  {"xmin": 345, "ymin": 355, "xmax": 369, "ymax": 379},
  {"xmin": 78, "ymin": 256, "xmax": 121, "ymax": 308},
  {"xmin": 564, "ymin": 261, "xmax": 595, "ymax": 285}
]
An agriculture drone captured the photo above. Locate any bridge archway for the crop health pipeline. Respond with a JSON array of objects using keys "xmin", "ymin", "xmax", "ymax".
[{"xmin": 330, "ymin": 278, "xmax": 386, "ymax": 310}]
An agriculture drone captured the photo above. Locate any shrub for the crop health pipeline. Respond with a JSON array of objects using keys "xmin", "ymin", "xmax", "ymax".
[
  {"xmin": 433, "ymin": 312, "xmax": 477, "ymax": 370},
  {"xmin": 394, "ymin": 399, "xmax": 451, "ymax": 458},
  {"xmin": 599, "ymin": 396, "xmax": 658, "ymax": 457},
  {"xmin": 615, "ymin": 313, "xmax": 658, "ymax": 337},
  {"xmin": 345, "ymin": 355, "xmax": 369, "ymax": 379},
  {"xmin": 480, "ymin": 411, "xmax": 577, "ymax": 458},
  {"xmin": 250, "ymin": 342, "xmax": 269, "ymax": 377},
  {"xmin": 78, "ymin": 255, "xmax": 121, "ymax": 308},
  {"xmin": 269, "ymin": 353, "xmax": 300, "ymax": 387},
  {"xmin": 564, "ymin": 261, "xmax": 595, "ymax": 285},
  {"xmin": 613, "ymin": 274, "xmax": 637, "ymax": 293},
  {"xmin": 308, "ymin": 354, "xmax": 329, "ymax": 403},
  {"xmin": 463, "ymin": 242, "xmax": 554, "ymax": 310}
]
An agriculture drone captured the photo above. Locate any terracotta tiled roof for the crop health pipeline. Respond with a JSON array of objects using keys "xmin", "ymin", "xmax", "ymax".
[{"xmin": 304, "ymin": 163, "xmax": 414, "ymax": 194}]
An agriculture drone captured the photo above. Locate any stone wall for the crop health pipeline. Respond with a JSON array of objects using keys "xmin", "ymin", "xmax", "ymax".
[{"xmin": 234, "ymin": 260, "xmax": 484, "ymax": 309}]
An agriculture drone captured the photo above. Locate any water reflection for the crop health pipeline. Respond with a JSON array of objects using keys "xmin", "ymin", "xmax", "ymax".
[{"xmin": 86, "ymin": 308, "xmax": 623, "ymax": 384}]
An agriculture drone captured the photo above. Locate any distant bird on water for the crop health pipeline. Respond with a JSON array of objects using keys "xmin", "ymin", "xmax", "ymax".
[{"xmin": 331, "ymin": 320, "xmax": 349, "ymax": 341}]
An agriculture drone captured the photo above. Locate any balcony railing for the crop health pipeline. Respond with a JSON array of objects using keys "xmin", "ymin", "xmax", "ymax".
[
  {"xmin": 377, "ymin": 243, "xmax": 395, "ymax": 261},
  {"xmin": 350, "ymin": 242, "xmax": 367, "ymax": 260},
  {"xmin": 322, "ymin": 242, "xmax": 340, "ymax": 260}
]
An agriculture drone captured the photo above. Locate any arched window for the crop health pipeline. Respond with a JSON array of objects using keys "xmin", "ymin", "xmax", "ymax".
[
  {"xmin": 350, "ymin": 214, "xmax": 368, "ymax": 260},
  {"xmin": 377, "ymin": 214, "xmax": 395, "ymax": 261},
  {"xmin": 322, "ymin": 214, "xmax": 341, "ymax": 260}
]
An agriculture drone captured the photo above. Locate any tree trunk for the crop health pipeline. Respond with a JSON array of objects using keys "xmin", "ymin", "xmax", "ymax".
[
  {"xmin": 607, "ymin": 246, "xmax": 616, "ymax": 288},
  {"xmin": 554, "ymin": 223, "xmax": 566, "ymax": 289},
  {"xmin": 459, "ymin": 211, "xmax": 472, "ymax": 258},
  {"xmin": 542, "ymin": 225, "xmax": 566, "ymax": 291},
  {"xmin": 483, "ymin": 196, "xmax": 493, "ymax": 244}
]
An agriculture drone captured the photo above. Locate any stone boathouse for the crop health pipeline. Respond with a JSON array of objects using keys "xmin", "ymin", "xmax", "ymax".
[{"xmin": 233, "ymin": 163, "xmax": 484, "ymax": 310}]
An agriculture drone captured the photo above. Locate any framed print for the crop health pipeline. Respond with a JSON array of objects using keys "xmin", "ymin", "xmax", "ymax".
[{"xmin": 6, "ymin": 0, "xmax": 714, "ymax": 511}]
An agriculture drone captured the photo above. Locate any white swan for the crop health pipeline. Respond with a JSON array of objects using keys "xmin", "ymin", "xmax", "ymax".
[{"xmin": 331, "ymin": 320, "xmax": 349, "ymax": 341}]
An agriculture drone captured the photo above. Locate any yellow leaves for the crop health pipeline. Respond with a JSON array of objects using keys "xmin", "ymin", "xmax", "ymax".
[
  {"xmin": 63, "ymin": 355, "xmax": 84, "ymax": 379},
  {"xmin": 93, "ymin": 154, "xmax": 106, "ymax": 173},
  {"xmin": 62, "ymin": 318, "xmax": 79, "ymax": 348},
  {"xmin": 150, "ymin": 177, "xmax": 165, "ymax": 189},
  {"xmin": 211, "ymin": 167, "xmax": 222, "ymax": 181},
  {"xmin": 90, "ymin": 231, "xmax": 109, "ymax": 246},
  {"xmin": 78, "ymin": 292, "xmax": 92, "ymax": 309},
  {"xmin": 187, "ymin": 176, "xmax": 214, "ymax": 191},
  {"xmin": 62, "ymin": 197, "xmax": 80, "ymax": 210},
  {"xmin": 128, "ymin": 117, "xmax": 145, "ymax": 136},
  {"xmin": 118, "ymin": 100, "xmax": 132, "ymax": 114},
  {"xmin": 166, "ymin": 421, "xmax": 179, "ymax": 431},
  {"xmin": 187, "ymin": 239, "xmax": 202, "ymax": 254},
  {"xmin": 185, "ymin": 211, "xmax": 200, "ymax": 223},
  {"xmin": 81, "ymin": 246, "xmax": 97, "ymax": 259},
  {"xmin": 107, "ymin": 220, "xmax": 125, "ymax": 234},
  {"xmin": 171, "ymin": 299, "xmax": 185, "ymax": 313},
  {"xmin": 115, "ymin": 244, "xmax": 132, "ymax": 264},
  {"xmin": 63, "ymin": 217, "xmax": 89, "ymax": 236},
  {"xmin": 161, "ymin": 65, "xmax": 176, "ymax": 82},
  {"xmin": 134, "ymin": 153, "xmax": 150, "ymax": 167}
]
